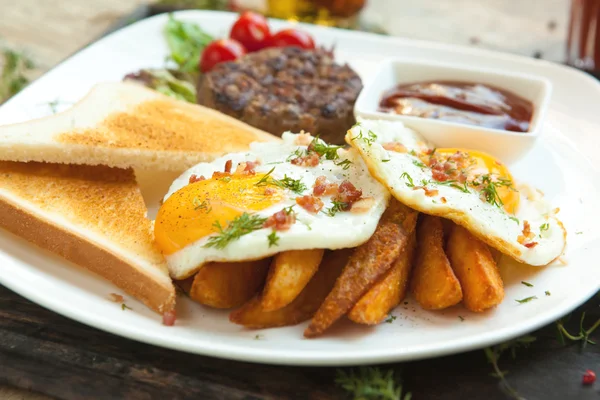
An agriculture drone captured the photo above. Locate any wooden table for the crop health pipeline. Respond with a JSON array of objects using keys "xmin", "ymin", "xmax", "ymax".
[{"xmin": 0, "ymin": 1, "xmax": 589, "ymax": 399}]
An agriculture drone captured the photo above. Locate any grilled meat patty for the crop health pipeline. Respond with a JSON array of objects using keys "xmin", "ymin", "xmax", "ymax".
[{"xmin": 197, "ymin": 46, "xmax": 362, "ymax": 144}]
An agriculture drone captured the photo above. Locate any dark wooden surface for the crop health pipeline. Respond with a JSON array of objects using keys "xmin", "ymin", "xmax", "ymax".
[{"xmin": 0, "ymin": 284, "xmax": 598, "ymax": 400}]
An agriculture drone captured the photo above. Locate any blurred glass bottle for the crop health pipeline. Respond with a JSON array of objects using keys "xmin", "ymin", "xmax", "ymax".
[
  {"xmin": 267, "ymin": 0, "xmax": 366, "ymax": 28},
  {"xmin": 567, "ymin": 0, "xmax": 600, "ymax": 77}
]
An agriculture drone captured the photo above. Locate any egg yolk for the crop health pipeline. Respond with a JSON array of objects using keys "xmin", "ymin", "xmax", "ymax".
[
  {"xmin": 432, "ymin": 148, "xmax": 519, "ymax": 214},
  {"xmin": 154, "ymin": 174, "xmax": 285, "ymax": 254}
]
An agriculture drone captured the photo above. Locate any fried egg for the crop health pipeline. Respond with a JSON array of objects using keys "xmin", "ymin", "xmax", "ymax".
[
  {"xmin": 346, "ymin": 119, "xmax": 566, "ymax": 266},
  {"xmin": 154, "ymin": 132, "xmax": 390, "ymax": 279}
]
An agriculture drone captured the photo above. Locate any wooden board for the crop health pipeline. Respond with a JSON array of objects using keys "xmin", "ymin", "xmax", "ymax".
[{"xmin": 0, "ymin": 284, "xmax": 598, "ymax": 400}]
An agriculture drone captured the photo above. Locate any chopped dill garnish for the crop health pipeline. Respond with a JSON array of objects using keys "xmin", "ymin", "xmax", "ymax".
[
  {"xmin": 576, "ymin": 231, "xmax": 583, "ymax": 235},
  {"xmin": 335, "ymin": 159, "xmax": 353, "ymax": 170},
  {"xmin": 121, "ymin": 303, "xmax": 132, "ymax": 311},
  {"xmin": 309, "ymin": 137, "xmax": 343, "ymax": 160},
  {"xmin": 351, "ymin": 130, "xmax": 377, "ymax": 146},
  {"xmin": 539, "ymin": 223, "xmax": 549, "ymax": 232},
  {"xmin": 204, "ymin": 213, "xmax": 267, "ymax": 249},
  {"xmin": 459, "ymin": 316, "xmax": 465, "ymax": 321},
  {"xmin": 412, "ymin": 159, "xmax": 426, "ymax": 168},
  {"xmin": 400, "ymin": 172, "xmax": 414, "ymax": 188},
  {"xmin": 521, "ymin": 281, "xmax": 534, "ymax": 287},
  {"xmin": 254, "ymin": 334, "xmax": 264, "ymax": 340},
  {"xmin": 287, "ymin": 148, "xmax": 305, "ymax": 162},
  {"xmin": 217, "ymin": 176, "xmax": 231, "ymax": 183},
  {"xmin": 255, "ymin": 167, "xmax": 306, "ymax": 194},
  {"xmin": 509, "ymin": 216, "xmax": 520, "ymax": 224},
  {"xmin": 193, "ymin": 197, "xmax": 211, "ymax": 213},
  {"xmin": 545, "ymin": 290, "xmax": 551, "ymax": 296},
  {"xmin": 471, "ymin": 174, "xmax": 513, "ymax": 208},
  {"xmin": 382, "ymin": 159, "xmax": 391, "ymax": 163},
  {"xmin": 267, "ymin": 231, "xmax": 279, "ymax": 247},
  {"xmin": 283, "ymin": 205, "xmax": 296, "ymax": 215},
  {"xmin": 385, "ymin": 315, "xmax": 396, "ymax": 323},
  {"xmin": 430, "ymin": 179, "xmax": 470, "ymax": 193},
  {"xmin": 325, "ymin": 200, "xmax": 349, "ymax": 217},
  {"xmin": 515, "ymin": 296, "xmax": 537, "ymax": 304}
]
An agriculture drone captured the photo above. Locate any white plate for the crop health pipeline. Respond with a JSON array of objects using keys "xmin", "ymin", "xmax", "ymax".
[{"xmin": 0, "ymin": 11, "xmax": 599, "ymax": 366}]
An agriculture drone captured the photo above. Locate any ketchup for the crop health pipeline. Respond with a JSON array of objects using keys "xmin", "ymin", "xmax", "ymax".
[{"xmin": 378, "ymin": 81, "xmax": 534, "ymax": 133}]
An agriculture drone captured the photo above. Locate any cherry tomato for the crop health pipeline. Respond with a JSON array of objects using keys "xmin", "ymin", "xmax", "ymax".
[
  {"xmin": 199, "ymin": 39, "xmax": 246, "ymax": 73},
  {"xmin": 269, "ymin": 28, "xmax": 315, "ymax": 50},
  {"xmin": 230, "ymin": 11, "xmax": 271, "ymax": 52}
]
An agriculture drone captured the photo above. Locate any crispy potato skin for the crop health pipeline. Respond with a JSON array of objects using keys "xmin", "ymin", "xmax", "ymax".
[
  {"xmin": 260, "ymin": 249, "xmax": 324, "ymax": 311},
  {"xmin": 411, "ymin": 215, "xmax": 463, "ymax": 310},
  {"xmin": 189, "ymin": 259, "xmax": 270, "ymax": 309},
  {"xmin": 304, "ymin": 200, "xmax": 415, "ymax": 337},
  {"xmin": 348, "ymin": 230, "xmax": 417, "ymax": 324},
  {"xmin": 446, "ymin": 225, "xmax": 504, "ymax": 312},
  {"xmin": 229, "ymin": 250, "xmax": 351, "ymax": 329}
]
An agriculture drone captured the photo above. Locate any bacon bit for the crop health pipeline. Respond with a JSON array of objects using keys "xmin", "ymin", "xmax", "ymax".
[
  {"xmin": 263, "ymin": 209, "xmax": 296, "ymax": 231},
  {"xmin": 296, "ymin": 195, "xmax": 324, "ymax": 213},
  {"xmin": 582, "ymin": 370, "xmax": 596, "ymax": 385},
  {"xmin": 313, "ymin": 176, "xmax": 339, "ymax": 196},
  {"xmin": 524, "ymin": 242, "xmax": 539, "ymax": 249},
  {"xmin": 335, "ymin": 180, "xmax": 363, "ymax": 207},
  {"xmin": 244, "ymin": 160, "xmax": 259, "ymax": 173},
  {"xmin": 163, "ymin": 310, "xmax": 177, "ymax": 326},
  {"xmin": 224, "ymin": 159, "xmax": 232, "ymax": 173},
  {"xmin": 291, "ymin": 152, "xmax": 320, "ymax": 167},
  {"xmin": 108, "ymin": 293, "xmax": 124, "ymax": 303},
  {"xmin": 383, "ymin": 142, "xmax": 407, "ymax": 153},
  {"xmin": 522, "ymin": 220, "xmax": 535, "ymax": 240},
  {"xmin": 295, "ymin": 132, "xmax": 313, "ymax": 146},
  {"xmin": 350, "ymin": 197, "xmax": 375, "ymax": 214},
  {"xmin": 429, "ymin": 151, "xmax": 471, "ymax": 183},
  {"xmin": 413, "ymin": 186, "xmax": 439, "ymax": 197},
  {"xmin": 440, "ymin": 197, "xmax": 447, "ymax": 203},
  {"xmin": 264, "ymin": 187, "xmax": 275, "ymax": 196},
  {"xmin": 189, "ymin": 174, "xmax": 206, "ymax": 184},
  {"xmin": 212, "ymin": 171, "xmax": 231, "ymax": 179}
]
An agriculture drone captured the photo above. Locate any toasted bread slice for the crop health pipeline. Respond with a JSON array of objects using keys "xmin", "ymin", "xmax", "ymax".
[
  {"xmin": 0, "ymin": 161, "xmax": 175, "ymax": 314},
  {"xmin": 0, "ymin": 82, "xmax": 277, "ymax": 171}
]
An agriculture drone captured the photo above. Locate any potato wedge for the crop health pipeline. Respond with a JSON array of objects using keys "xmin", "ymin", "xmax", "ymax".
[
  {"xmin": 189, "ymin": 259, "xmax": 270, "ymax": 309},
  {"xmin": 348, "ymin": 230, "xmax": 417, "ymax": 324},
  {"xmin": 446, "ymin": 225, "xmax": 504, "ymax": 312},
  {"xmin": 304, "ymin": 200, "xmax": 416, "ymax": 337},
  {"xmin": 260, "ymin": 249, "xmax": 325, "ymax": 311},
  {"xmin": 229, "ymin": 249, "xmax": 351, "ymax": 329},
  {"xmin": 411, "ymin": 215, "xmax": 463, "ymax": 310}
]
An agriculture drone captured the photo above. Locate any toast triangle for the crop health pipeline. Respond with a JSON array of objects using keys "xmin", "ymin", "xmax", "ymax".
[
  {"xmin": 0, "ymin": 161, "xmax": 176, "ymax": 314},
  {"xmin": 0, "ymin": 82, "xmax": 278, "ymax": 171}
]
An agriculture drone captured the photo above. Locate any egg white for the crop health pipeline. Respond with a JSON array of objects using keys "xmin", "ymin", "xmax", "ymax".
[
  {"xmin": 346, "ymin": 119, "xmax": 566, "ymax": 267},
  {"xmin": 162, "ymin": 132, "xmax": 390, "ymax": 279}
]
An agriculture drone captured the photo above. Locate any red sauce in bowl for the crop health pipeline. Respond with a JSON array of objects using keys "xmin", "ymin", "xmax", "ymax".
[{"xmin": 378, "ymin": 81, "xmax": 534, "ymax": 133}]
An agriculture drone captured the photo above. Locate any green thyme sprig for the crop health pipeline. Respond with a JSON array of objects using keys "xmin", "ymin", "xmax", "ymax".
[
  {"xmin": 204, "ymin": 213, "xmax": 267, "ymax": 249},
  {"xmin": 556, "ymin": 312, "xmax": 600, "ymax": 350},
  {"xmin": 335, "ymin": 367, "xmax": 411, "ymax": 400},
  {"xmin": 484, "ymin": 335, "xmax": 536, "ymax": 400}
]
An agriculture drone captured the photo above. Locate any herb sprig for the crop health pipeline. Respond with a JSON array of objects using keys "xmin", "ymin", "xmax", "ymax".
[
  {"xmin": 471, "ymin": 174, "xmax": 514, "ymax": 208},
  {"xmin": 556, "ymin": 312, "xmax": 600, "ymax": 350},
  {"xmin": 335, "ymin": 367, "xmax": 411, "ymax": 400},
  {"xmin": 204, "ymin": 213, "xmax": 267, "ymax": 249},
  {"xmin": 325, "ymin": 200, "xmax": 349, "ymax": 217},
  {"xmin": 255, "ymin": 167, "xmax": 306, "ymax": 194},
  {"xmin": 0, "ymin": 49, "xmax": 34, "ymax": 104},
  {"xmin": 484, "ymin": 335, "xmax": 536, "ymax": 400}
]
